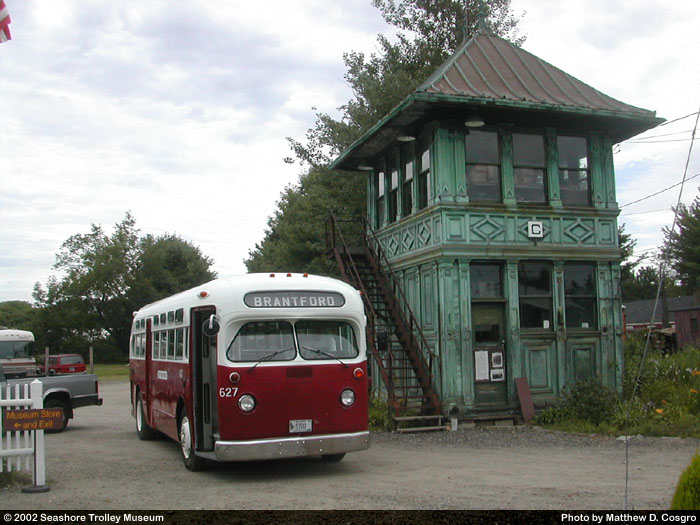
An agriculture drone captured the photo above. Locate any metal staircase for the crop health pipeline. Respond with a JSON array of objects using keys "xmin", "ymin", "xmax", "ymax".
[{"xmin": 326, "ymin": 214, "xmax": 441, "ymax": 418}]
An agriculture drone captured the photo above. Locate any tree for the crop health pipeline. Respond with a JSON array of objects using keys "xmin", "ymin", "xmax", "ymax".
[
  {"xmin": 0, "ymin": 301, "xmax": 37, "ymax": 331},
  {"xmin": 251, "ymin": 1, "xmax": 524, "ymax": 273},
  {"xmin": 288, "ymin": 0, "xmax": 524, "ymax": 168},
  {"xmin": 33, "ymin": 213, "xmax": 216, "ymax": 360},
  {"xmin": 245, "ymin": 167, "xmax": 366, "ymax": 274},
  {"xmin": 619, "ymin": 224, "xmax": 683, "ymax": 302},
  {"xmin": 664, "ymin": 195, "xmax": 700, "ymax": 294}
]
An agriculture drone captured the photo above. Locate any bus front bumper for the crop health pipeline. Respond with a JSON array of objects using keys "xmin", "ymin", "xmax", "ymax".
[{"xmin": 214, "ymin": 430, "xmax": 370, "ymax": 462}]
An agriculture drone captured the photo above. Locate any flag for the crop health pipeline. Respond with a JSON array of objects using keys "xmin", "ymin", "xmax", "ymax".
[{"xmin": 0, "ymin": 0, "xmax": 11, "ymax": 43}]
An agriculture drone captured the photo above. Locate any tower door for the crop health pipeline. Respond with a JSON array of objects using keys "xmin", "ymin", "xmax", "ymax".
[{"xmin": 472, "ymin": 303, "xmax": 507, "ymax": 407}]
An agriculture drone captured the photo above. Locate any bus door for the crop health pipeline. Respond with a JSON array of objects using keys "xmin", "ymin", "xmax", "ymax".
[
  {"xmin": 191, "ymin": 307, "xmax": 218, "ymax": 452},
  {"xmin": 144, "ymin": 318, "xmax": 153, "ymax": 424}
]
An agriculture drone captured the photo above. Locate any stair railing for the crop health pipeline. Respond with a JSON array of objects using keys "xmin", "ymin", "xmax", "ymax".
[
  {"xmin": 363, "ymin": 220, "xmax": 441, "ymax": 398},
  {"xmin": 327, "ymin": 214, "xmax": 441, "ymax": 413},
  {"xmin": 325, "ymin": 213, "xmax": 398, "ymax": 407}
]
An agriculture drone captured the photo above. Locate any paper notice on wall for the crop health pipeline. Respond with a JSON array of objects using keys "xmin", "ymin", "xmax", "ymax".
[{"xmin": 475, "ymin": 351, "xmax": 490, "ymax": 381}]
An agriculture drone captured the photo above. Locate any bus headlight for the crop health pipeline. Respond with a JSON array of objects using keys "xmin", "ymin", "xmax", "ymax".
[
  {"xmin": 238, "ymin": 394, "xmax": 256, "ymax": 413},
  {"xmin": 340, "ymin": 389, "xmax": 355, "ymax": 407}
]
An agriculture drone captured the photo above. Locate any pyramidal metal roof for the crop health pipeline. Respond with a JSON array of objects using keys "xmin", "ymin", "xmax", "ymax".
[
  {"xmin": 331, "ymin": 28, "xmax": 662, "ymax": 171},
  {"xmin": 417, "ymin": 30, "xmax": 654, "ymax": 117}
]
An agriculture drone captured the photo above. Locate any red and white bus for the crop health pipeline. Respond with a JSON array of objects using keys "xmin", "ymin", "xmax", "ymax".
[{"xmin": 129, "ymin": 273, "xmax": 370, "ymax": 470}]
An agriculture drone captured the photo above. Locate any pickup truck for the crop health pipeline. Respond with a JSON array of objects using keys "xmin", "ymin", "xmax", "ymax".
[{"xmin": 0, "ymin": 366, "xmax": 103, "ymax": 432}]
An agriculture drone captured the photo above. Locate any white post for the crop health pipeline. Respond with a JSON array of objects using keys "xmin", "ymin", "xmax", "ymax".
[{"xmin": 22, "ymin": 379, "xmax": 49, "ymax": 493}]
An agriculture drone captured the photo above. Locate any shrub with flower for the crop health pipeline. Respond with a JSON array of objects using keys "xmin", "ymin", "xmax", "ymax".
[{"xmin": 534, "ymin": 334, "xmax": 700, "ymax": 437}]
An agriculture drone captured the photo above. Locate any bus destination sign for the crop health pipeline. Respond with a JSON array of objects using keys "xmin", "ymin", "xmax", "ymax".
[{"xmin": 244, "ymin": 291, "xmax": 345, "ymax": 308}]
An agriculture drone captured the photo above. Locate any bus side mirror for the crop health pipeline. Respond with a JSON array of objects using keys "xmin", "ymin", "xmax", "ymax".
[{"xmin": 202, "ymin": 314, "xmax": 220, "ymax": 337}]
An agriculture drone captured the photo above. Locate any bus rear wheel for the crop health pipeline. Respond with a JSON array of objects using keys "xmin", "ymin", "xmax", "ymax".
[
  {"xmin": 179, "ymin": 414, "xmax": 208, "ymax": 471},
  {"xmin": 135, "ymin": 394, "xmax": 154, "ymax": 441},
  {"xmin": 321, "ymin": 453, "xmax": 345, "ymax": 463}
]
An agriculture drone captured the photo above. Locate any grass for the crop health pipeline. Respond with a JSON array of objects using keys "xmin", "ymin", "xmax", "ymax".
[
  {"xmin": 90, "ymin": 363, "xmax": 130, "ymax": 381},
  {"xmin": 0, "ymin": 470, "xmax": 32, "ymax": 490}
]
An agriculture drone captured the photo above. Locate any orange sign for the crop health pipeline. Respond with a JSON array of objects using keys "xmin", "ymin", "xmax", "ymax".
[{"xmin": 2, "ymin": 408, "xmax": 64, "ymax": 431}]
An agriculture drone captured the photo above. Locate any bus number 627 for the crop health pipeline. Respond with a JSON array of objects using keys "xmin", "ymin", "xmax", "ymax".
[{"xmin": 219, "ymin": 387, "xmax": 239, "ymax": 398}]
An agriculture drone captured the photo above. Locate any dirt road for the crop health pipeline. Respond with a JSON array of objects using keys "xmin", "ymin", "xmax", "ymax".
[{"xmin": 2, "ymin": 380, "xmax": 697, "ymax": 510}]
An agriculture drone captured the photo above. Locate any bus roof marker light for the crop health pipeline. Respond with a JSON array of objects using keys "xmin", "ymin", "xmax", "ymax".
[
  {"xmin": 303, "ymin": 273, "xmax": 308, "ymax": 278},
  {"xmin": 198, "ymin": 291, "xmax": 209, "ymax": 299},
  {"xmin": 270, "ymin": 273, "xmax": 275, "ymax": 278},
  {"xmin": 287, "ymin": 273, "xmax": 292, "ymax": 277}
]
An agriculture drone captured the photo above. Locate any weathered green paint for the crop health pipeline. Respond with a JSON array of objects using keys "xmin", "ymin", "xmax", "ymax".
[
  {"xmin": 361, "ymin": 117, "xmax": 630, "ymax": 415},
  {"xmin": 500, "ymin": 127, "xmax": 516, "ymax": 206},
  {"xmin": 545, "ymin": 128, "xmax": 562, "ymax": 208}
]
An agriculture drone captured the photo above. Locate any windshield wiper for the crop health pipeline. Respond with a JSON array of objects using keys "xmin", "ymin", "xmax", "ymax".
[
  {"xmin": 248, "ymin": 347, "xmax": 295, "ymax": 371},
  {"xmin": 301, "ymin": 346, "xmax": 348, "ymax": 367}
]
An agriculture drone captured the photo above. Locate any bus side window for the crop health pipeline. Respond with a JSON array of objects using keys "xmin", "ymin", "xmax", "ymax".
[
  {"xmin": 167, "ymin": 329, "xmax": 175, "ymax": 360},
  {"xmin": 175, "ymin": 328, "xmax": 184, "ymax": 360},
  {"xmin": 183, "ymin": 328, "xmax": 189, "ymax": 360},
  {"xmin": 153, "ymin": 332, "xmax": 160, "ymax": 359}
]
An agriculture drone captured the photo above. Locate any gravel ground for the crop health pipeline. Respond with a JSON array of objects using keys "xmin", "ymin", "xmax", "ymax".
[{"xmin": 1, "ymin": 380, "xmax": 697, "ymax": 510}]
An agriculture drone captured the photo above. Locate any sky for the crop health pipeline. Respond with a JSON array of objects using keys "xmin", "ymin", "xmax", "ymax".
[{"xmin": 1, "ymin": 0, "xmax": 699, "ymax": 304}]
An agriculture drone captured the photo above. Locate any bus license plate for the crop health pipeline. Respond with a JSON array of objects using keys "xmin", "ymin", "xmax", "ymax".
[{"xmin": 289, "ymin": 419, "xmax": 312, "ymax": 433}]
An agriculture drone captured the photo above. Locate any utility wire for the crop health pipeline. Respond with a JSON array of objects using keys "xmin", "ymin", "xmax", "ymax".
[
  {"xmin": 626, "ymin": 137, "xmax": 699, "ymax": 144},
  {"xmin": 620, "ymin": 208, "xmax": 671, "ymax": 216},
  {"xmin": 629, "ymin": 129, "xmax": 694, "ymax": 140},
  {"xmin": 619, "ymin": 172, "xmax": 700, "ymax": 208},
  {"xmin": 657, "ymin": 110, "xmax": 699, "ymax": 127},
  {"xmin": 623, "ymin": 104, "xmax": 700, "ymax": 510}
]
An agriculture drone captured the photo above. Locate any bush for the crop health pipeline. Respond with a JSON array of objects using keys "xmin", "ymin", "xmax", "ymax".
[
  {"xmin": 534, "ymin": 337, "xmax": 700, "ymax": 437},
  {"xmin": 562, "ymin": 379, "xmax": 618, "ymax": 425},
  {"xmin": 671, "ymin": 452, "xmax": 700, "ymax": 510},
  {"xmin": 368, "ymin": 395, "xmax": 392, "ymax": 431},
  {"xmin": 534, "ymin": 379, "xmax": 618, "ymax": 427}
]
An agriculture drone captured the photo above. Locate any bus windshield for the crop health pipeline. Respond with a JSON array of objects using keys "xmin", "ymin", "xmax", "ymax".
[
  {"xmin": 227, "ymin": 321, "xmax": 296, "ymax": 362},
  {"xmin": 226, "ymin": 320, "xmax": 359, "ymax": 362},
  {"xmin": 297, "ymin": 321, "xmax": 359, "ymax": 360},
  {"xmin": 0, "ymin": 340, "xmax": 35, "ymax": 359}
]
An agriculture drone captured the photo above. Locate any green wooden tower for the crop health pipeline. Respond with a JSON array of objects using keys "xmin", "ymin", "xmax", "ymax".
[{"xmin": 329, "ymin": 23, "xmax": 661, "ymax": 418}]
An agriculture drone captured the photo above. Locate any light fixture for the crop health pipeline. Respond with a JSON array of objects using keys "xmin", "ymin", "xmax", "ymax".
[
  {"xmin": 396, "ymin": 135, "xmax": 416, "ymax": 142},
  {"xmin": 357, "ymin": 165, "xmax": 374, "ymax": 171},
  {"xmin": 465, "ymin": 112, "xmax": 485, "ymax": 128}
]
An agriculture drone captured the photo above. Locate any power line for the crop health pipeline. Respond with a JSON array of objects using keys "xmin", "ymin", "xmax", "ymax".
[
  {"xmin": 657, "ymin": 110, "xmax": 700, "ymax": 127},
  {"xmin": 628, "ymin": 129, "xmax": 694, "ymax": 140},
  {"xmin": 620, "ymin": 208, "xmax": 671, "ymax": 216},
  {"xmin": 626, "ymin": 137, "xmax": 699, "ymax": 144},
  {"xmin": 619, "ymin": 172, "xmax": 700, "ymax": 208}
]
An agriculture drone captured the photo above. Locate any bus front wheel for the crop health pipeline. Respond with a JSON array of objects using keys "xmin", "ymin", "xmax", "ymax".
[{"xmin": 179, "ymin": 414, "xmax": 207, "ymax": 471}]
